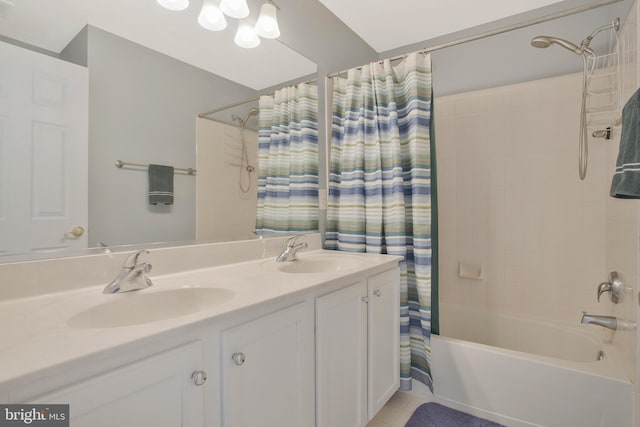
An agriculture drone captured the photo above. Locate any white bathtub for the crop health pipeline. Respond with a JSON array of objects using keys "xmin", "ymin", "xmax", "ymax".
[{"xmin": 432, "ymin": 303, "xmax": 633, "ymax": 427}]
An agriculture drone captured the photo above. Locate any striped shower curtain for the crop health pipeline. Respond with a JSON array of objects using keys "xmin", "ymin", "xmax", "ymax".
[
  {"xmin": 256, "ymin": 83, "xmax": 319, "ymax": 232},
  {"xmin": 326, "ymin": 52, "xmax": 435, "ymax": 391}
]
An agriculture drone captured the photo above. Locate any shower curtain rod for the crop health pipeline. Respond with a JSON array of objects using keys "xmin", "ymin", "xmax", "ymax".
[
  {"xmin": 198, "ymin": 96, "xmax": 260, "ymax": 119},
  {"xmin": 198, "ymin": 78, "xmax": 320, "ymax": 118},
  {"xmin": 327, "ymin": 0, "xmax": 624, "ymax": 78}
]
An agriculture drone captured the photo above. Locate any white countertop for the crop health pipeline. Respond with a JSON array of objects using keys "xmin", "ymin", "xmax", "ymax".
[{"xmin": 0, "ymin": 249, "xmax": 400, "ymax": 390}]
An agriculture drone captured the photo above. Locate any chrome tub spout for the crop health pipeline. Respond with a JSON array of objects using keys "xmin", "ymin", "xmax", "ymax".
[{"xmin": 581, "ymin": 312, "xmax": 617, "ymax": 330}]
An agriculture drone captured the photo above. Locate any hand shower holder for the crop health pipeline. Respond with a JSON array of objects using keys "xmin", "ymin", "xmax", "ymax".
[{"xmin": 585, "ymin": 29, "xmax": 621, "ymax": 127}]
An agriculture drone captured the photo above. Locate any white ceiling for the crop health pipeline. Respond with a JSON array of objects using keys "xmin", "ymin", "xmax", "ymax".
[
  {"xmin": 317, "ymin": 0, "xmax": 566, "ymax": 52},
  {"xmin": 0, "ymin": 0, "xmax": 317, "ymax": 90}
]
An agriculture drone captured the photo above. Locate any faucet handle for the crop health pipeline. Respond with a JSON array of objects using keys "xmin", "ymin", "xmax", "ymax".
[
  {"xmin": 597, "ymin": 282, "xmax": 612, "ymax": 302},
  {"xmin": 285, "ymin": 235, "xmax": 304, "ymax": 247},
  {"xmin": 597, "ymin": 271, "xmax": 622, "ymax": 304},
  {"xmin": 123, "ymin": 249, "xmax": 150, "ymax": 268}
]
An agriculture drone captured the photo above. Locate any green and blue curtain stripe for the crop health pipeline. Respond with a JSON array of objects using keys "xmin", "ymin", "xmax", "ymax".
[
  {"xmin": 326, "ymin": 52, "xmax": 435, "ymax": 391},
  {"xmin": 256, "ymin": 83, "xmax": 319, "ymax": 232}
]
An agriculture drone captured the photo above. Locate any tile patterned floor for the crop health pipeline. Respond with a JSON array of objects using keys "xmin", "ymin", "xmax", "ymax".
[{"xmin": 366, "ymin": 391, "xmax": 432, "ymax": 427}]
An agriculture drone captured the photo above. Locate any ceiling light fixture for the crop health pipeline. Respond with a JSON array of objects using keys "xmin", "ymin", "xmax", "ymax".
[
  {"xmin": 220, "ymin": 0, "xmax": 250, "ymax": 19},
  {"xmin": 198, "ymin": 0, "xmax": 227, "ymax": 31},
  {"xmin": 156, "ymin": 0, "xmax": 189, "ymax": 12},
  {"xmin": 234, "ymin": 20, "xmax": 261, "ymax": 49},
  {"xmin": 156, "ymin": 0, "xmax": 280, "ymax": 48},
  {"xmin": 255, "ymin": 1, "xmax": 280, "ymax": 39}
]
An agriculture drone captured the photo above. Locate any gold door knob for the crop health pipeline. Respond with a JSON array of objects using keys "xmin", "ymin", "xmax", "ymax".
[{"xmin": 64, "ymin": 226, "xmax": 85, "ymax": 238}]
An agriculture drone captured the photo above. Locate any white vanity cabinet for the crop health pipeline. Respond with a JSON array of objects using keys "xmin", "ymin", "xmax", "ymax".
[
  {"xmin": 22, "ymin": 341, "xmax": 206, "ymax": 427},
  {"xmin": 0, "ymin": 246, "xmax": 401, "ymax": 427},
  {"xmin": 221, "ymin": 302, "xmax": 315, "ymax": 427},
  {"xmin": 315, "ymin": 267, "xmax": 400, "ymax": 427}
]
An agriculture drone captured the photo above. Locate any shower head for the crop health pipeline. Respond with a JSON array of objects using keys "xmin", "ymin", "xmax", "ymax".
[
  {"xmin": 531, "ymin": 18, "xmax": 619, "ymax": 57},
  {"xmin": 233, "ymin": 108, "xmax": 260, "ymax": 128},
  {"xmin": 239, "ymin": 108, "xmax": 259, "ymax": 128},
  {"xmin": 530, "ymin": 36, "xmax": 591, "ymax": 55},
  {"xmin": 245, "ymin": 108, "xmax": 259, "ymax": 120}
]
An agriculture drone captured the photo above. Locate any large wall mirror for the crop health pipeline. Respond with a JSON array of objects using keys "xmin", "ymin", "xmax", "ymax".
[
  {"xmin": 5, "ymin": 0, "xmax": 620, "ymax": 264},
  {"xmin": 0, "ymin": 1, "xmax": 319, "ymax": 262}
]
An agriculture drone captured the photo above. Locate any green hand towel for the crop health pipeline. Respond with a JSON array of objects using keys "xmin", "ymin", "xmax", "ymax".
[
  {"xmin": 149, "ymin": 164, "xmax": 174, "ymax": 205},
  {"xmin": 611, "ymin": 88, "xmax": 640, "ymax": 198}
]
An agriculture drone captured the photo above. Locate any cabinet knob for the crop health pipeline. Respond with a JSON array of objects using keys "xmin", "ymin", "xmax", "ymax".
[
  {"xmin": 374, "ymin": 289, "xmax": 382, "ymax": 297},
  {"xmin": 232, "ymin": 352, "xmax": 246, "ymax": 366},
  {"xmin": 191, "ymin": 370, "xmax": 207, "ymax": 386}
]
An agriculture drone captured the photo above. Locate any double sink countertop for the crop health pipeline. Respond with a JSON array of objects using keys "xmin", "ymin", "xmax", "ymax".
[{"xmin": 0, "ymin": 249, "xmax": 400, "ymax": 390}]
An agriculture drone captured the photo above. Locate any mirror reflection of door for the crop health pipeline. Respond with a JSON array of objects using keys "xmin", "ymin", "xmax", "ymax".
[{"xmin": 0, "ymin": 41, "xmax": 88, "ymax": 256}]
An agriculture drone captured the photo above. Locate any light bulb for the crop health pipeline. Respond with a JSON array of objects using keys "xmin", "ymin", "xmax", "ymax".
[
  {"xmin": 156, "ymin": 0, "xmax": 189, "ymax": 11},
  {"xmin": 255, "ymin": 1, "xmax": 280, "ymax": 39},
  {"xmin": 220, "ymin": 0, "xmax": 250, "ymax": 19},
  {"xmin": 198, "ymin": 0, "xmax": 227, "ymax": 31},
  {"xmin": 234, "ymin": 21, "xmax": 260, "ymax": 48}
]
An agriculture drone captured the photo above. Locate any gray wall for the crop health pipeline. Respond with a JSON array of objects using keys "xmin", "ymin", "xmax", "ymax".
[
  {"xmin": 60, "ymin": 26, "xmax": 88, "ymax": 67},
  {"xmin": 68, "ymin": 27, "xmax": 258, "ymax": 247}
]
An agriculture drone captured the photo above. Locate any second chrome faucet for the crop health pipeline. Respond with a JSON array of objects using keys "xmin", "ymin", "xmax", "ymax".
[
  {"xmin": 276, "ymin": 235, "xmax": 308, "ymax": 262},
  {"xmin": 103, "ymin": 250, "xmax": 153, "ymax": 294}
]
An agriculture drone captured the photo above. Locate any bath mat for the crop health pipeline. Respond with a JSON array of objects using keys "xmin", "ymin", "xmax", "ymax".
[{"xmin": 405, "ymin": 403, "xmax": 505, "ymax": 427}]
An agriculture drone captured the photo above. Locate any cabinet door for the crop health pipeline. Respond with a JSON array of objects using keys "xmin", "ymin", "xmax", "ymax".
[
  {"xmin": 316, "ymin": 281, "xmax": 368, "ymax": 427},
  {"xmin": 368, "ymin": 268, "xmax": 400, "ymax": 420},
  {"xmin": 29, "ymin": 341, "xmax": 205, "ymax": 427},
  {"xmin": 222, "ymin": 303, "xmax": 314, "ymax": 427}
]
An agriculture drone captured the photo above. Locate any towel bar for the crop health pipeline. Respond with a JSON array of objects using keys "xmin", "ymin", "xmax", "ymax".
[{"xmin": 115, "ymin": 160, "xmax": 196, "ymax": 175}]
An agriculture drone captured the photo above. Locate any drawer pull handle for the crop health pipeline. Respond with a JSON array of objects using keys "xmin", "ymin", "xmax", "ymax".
[{"xmin": 374, "ymin": 289, "xmax": 382, "ymax": 297}]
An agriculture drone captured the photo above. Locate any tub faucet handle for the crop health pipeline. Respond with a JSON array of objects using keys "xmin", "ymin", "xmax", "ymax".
[
  {"xmin": 597, "ymin": 282, "xmax": 612, "ymax": 302},
  {"xmin": 597, "ymin": 271, "xmax": 622, "ymax": 304}
]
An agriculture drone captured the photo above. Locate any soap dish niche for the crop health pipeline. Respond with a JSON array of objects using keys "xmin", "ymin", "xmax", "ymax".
[{"xmin": 458, "ymin": 261, "xmax": 484, "ymax": 281}]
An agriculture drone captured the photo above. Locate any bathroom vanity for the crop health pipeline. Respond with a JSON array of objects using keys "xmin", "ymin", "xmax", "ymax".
[{"xmin": 0, "ymin": 236, "xmax": 400, "ymax": 427}]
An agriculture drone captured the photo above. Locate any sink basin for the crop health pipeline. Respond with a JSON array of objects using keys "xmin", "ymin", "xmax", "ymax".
[
  {"xmin": 274, "ymin": 253, "xmax": 365, "ymax": 274},
  {"xmin": 68, "ymin": 287, "xmax": 235, "ymax": 328}
]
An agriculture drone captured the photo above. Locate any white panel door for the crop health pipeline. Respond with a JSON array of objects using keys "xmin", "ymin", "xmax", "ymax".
[
  {"xmin": 222, "ymin": 303, "xmax": 315, "ymax": 427},
  {"xmin": 27, "ymin": 342, "xmax": 205, "ymax": 427},
  {"xmin": 367, "ymin": 268, "xmax": 400, "ymax": 420},
  {"xmin": 0, "ymin": 40, "xmax": 88, "ymax": 256},
  {"xmin": 316, "ymin": 281, "xmax": 368, "ymax": 427}
]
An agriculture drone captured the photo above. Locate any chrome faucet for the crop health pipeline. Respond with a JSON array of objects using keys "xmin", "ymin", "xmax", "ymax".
[
  {"xmin": 581, "ymin": 312, "xmax": 617, "ymax": 330},
  {"xmin": 103, "ymin": 250, "xmax": 153, "ymax": 294},
  {"xmin": 276, "ymin": 235, "xmax": 308, "ymax": 262}
]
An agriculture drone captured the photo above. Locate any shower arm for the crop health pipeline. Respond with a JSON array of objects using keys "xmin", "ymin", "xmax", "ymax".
[{"xmin": 578, "ymin": 18, "xmax": 620, "ymax": 53}]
